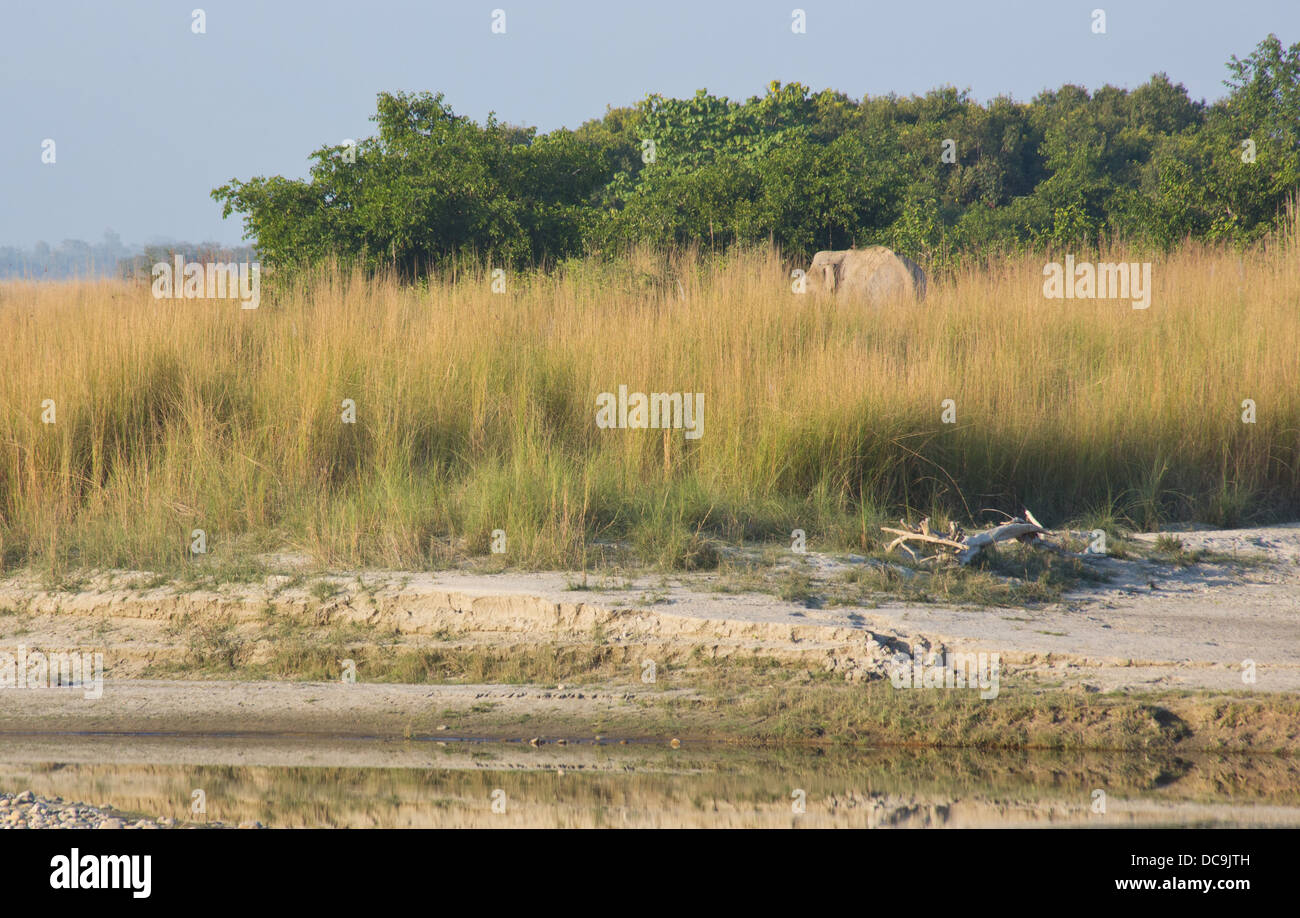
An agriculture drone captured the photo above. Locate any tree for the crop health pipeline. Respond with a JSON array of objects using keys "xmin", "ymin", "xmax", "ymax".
[{"xmin": 211, "ymin": 37, "xmax": 1300, "ymax": 272}]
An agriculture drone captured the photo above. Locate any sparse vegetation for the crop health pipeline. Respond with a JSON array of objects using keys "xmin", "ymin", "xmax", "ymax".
[
  {"xmin": 309, "ymin": 579, "xmax": 341, "ymax": 603},
  {"xmin": 138, "ymin": 618, "xmax": 1300, "ymax": 754},
  {"xmin": 186, "ymin": 617, "xmax": 249, "ymax": 670}
]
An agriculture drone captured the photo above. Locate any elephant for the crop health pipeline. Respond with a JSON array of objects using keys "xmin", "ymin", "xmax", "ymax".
[{"xmin": 804, "ymin": 246, "xmax": 926, "ymax": 305}]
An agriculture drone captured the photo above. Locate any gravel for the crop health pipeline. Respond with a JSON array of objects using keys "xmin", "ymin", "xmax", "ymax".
[{"xmin": 0, "ymin": 791, "xmax": 253, "ymax": 829}]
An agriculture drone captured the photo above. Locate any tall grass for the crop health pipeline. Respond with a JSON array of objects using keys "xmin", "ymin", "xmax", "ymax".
[{"xmin": 1, "ymin": 237, "xmax": 1297, "ymax": 573}]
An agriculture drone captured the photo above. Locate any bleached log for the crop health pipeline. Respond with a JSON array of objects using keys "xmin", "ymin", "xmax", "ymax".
[
  {"xmin": 1032, "ymin": 537, "xmax": 1107, "ymax": 563},
  {"xmin": 883, "ymin": 509, "xmax": 1083, "ymax": 567},
  {"xmin": 881, "ymin": 527, "xmax": 970, "ymax": 553},
  {"xmin": 956, "ymin": 522, "xmax": 1045, "ymax": 564}
]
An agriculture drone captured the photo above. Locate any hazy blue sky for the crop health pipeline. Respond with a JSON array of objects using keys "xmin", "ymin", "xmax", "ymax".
[{"xmin": 2, "ymin": 0, "xmax": 1297, "ymax": 248}]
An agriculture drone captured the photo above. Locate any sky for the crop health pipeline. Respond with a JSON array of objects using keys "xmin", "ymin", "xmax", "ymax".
[{"xmin": 2, "ymin": 0, "xmax": 1297, "ymax": 249}]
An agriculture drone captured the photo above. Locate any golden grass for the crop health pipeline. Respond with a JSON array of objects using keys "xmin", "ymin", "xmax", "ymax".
[{"xmin": 1, "ymin": 239, "xmax": 1297, "ymax": 573}]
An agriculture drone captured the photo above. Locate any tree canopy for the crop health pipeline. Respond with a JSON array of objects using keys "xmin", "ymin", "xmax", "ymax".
[{"xmin": 213, "ymin": 34, "xmax": 1300, "ymax": 272}]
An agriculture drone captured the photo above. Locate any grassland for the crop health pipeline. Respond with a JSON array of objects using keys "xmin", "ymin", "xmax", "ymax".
[{"xmin": 1, "ymin": 235, "xmax": 1297, "ymax": 577}]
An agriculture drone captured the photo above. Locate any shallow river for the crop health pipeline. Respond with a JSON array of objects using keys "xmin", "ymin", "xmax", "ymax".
[{"xmin": 2, "ymin": 732, "xmax": 1297, "ymax": 828}]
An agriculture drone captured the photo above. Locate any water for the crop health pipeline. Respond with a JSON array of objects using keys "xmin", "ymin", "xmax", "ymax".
[{"xmin": 2, "ymin": 732, "xmax": 1297, "ymax": 828}]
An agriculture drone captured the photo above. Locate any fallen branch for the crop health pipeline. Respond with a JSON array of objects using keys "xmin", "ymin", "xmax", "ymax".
[
  {"xmin": 883, "ymin": 510, "xmax": 1097, "ymax": 566},
  {"xmin": 880, "ymin": 527, "xmax": 969, "ymax": 553},
  {"xmin": 956, "ymin": 522, "xmax": 1044, "ymax": 564}
]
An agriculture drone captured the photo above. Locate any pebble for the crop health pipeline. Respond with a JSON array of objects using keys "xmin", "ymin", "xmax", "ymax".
[{"xmin": 0, "ymin": 790, "xmax": 236, "ymax": 830}]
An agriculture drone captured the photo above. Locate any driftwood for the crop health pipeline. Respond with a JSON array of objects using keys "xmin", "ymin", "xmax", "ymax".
[
  {"xmin": 885, "ymin": 510, "xmax": 1090, "ymax": 566},
  {"xmin": 955, "ymin": 521, "xmax": 1044, "ymax": 564},
  {"xmin": 881, "ymin": 527, "xmax": 968, "ymax": 554}
]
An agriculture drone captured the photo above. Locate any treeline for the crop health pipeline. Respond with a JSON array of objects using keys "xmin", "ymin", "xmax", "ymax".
[
  {"xmin": 0, "ymin": 232, "xmax": 134, "ymax": 280},
  {"xmin": 0, "ymin": 233, "xmax": 256, "ymax": 281},
  {"xmin": 213, "ymin": 34, "xmax": 1300, "ymax": 273},
  {"xmin": 117, "ymin": 243, "xmax": 259, "ymax": 282}
]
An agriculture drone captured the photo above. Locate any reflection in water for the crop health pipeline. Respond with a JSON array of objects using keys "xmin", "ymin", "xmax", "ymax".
[{"xmin": 2, "ymin": 736, "xmax": 1298, "ymax": 828}]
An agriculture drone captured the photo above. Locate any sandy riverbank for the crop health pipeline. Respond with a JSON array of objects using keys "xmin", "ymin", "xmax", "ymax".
[{"xmin": 0, "ymin": 524, "xmax": 1297, "ymax": 753}]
